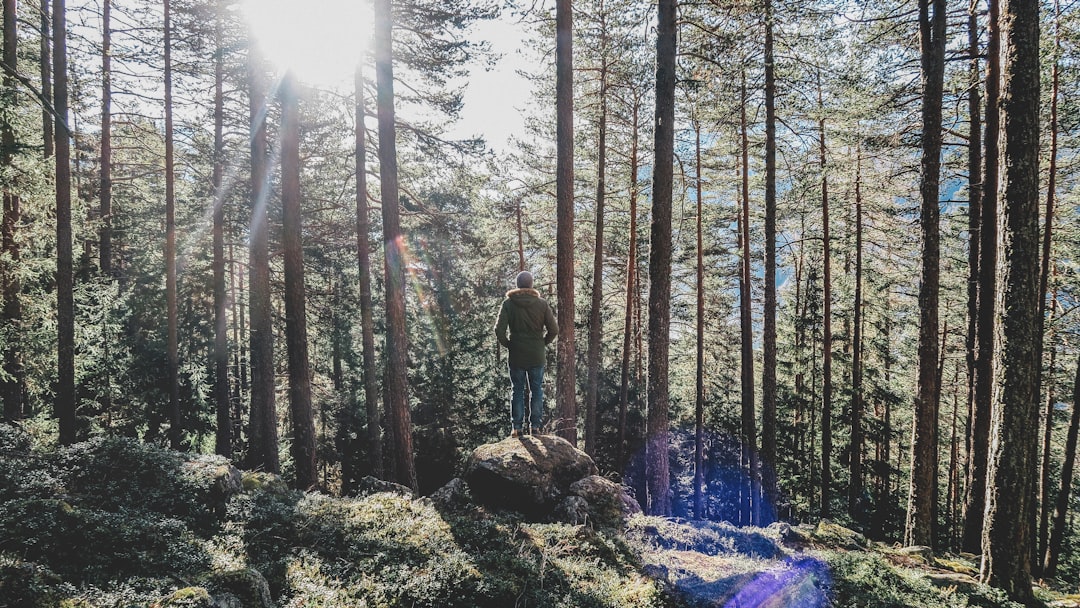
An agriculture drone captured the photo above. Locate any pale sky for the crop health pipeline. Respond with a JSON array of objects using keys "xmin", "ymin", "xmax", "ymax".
[{"xmin": 448, "ymin": 16, "xmax": 533, "ymax": 155}]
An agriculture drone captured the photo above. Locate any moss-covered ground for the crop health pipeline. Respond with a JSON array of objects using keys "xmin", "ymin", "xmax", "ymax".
[{"xmin": 0, "ymin": 425, "xmax": 1073, "ymax": 607}]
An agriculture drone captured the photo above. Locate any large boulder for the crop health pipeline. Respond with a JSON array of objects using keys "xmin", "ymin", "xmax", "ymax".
[{"xmin": 464, "ymin": 435, "xmax": 598, "ymax": 518}]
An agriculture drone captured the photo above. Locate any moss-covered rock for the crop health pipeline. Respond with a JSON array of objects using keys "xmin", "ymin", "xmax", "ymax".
[
  {"xmin": 207, "ymin": 568, "xmax": 273, "ymax": 608},
  {"xmin": 813, "ymin": 520, "xmax": 868, "ymax": 549},
  {"xmin": 241, "ymin": 471, "xmax": 290, "ymax": 495},
  {"xmin": 152, "ymin": 586, "xmax": 213, "ymax": 608},
  {"xmin": 464, "ymin": 434, "xmax": 598, "ymax": 519},
  {"xmin": 568, "ymin": 475, "xmax": 642, "ymax": 528}
]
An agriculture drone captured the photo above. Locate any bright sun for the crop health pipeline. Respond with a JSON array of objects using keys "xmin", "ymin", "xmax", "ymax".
[{"xmin": 241, "ymin": 0, "xmax": 371, "ymax": 88}]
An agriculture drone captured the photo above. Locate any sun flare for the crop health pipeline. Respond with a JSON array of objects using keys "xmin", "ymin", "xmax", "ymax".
[{"xmin": 241, "ymin": 0, "xmax": 372, "ymax": 88}]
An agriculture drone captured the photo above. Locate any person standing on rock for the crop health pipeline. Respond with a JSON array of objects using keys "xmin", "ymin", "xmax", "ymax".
[{"xmin": 494, "ymin": 270, "xmax": 558, "ymax": 438}]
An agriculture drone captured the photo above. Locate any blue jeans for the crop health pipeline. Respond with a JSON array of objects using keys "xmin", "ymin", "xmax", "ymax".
[{"xmin": 509, "ymin": 365, "xmax": 544, "ymax": 430}]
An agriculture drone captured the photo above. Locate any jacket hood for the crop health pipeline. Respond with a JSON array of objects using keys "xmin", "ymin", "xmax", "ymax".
[{"xmin": 506, "ymin": 288, "xmax": 541, "ymax": 299}]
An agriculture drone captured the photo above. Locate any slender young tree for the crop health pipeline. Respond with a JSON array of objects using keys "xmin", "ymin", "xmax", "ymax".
[
  {"xmin": 211, "ymin": 2, "xmax": 230, "ymax": 458},
  {"xmin": 280, "ymin": 71, "xmax": 317, "ymax": 490},
  {"xmin": 555, "ymin": 0, "xmax": 576, "ymax": 444},
  {"xmin": 247, "ymin": 51, "xmax": 279, "ymax": 474},
  {"xmin": 646, "ymin": 0, "xmax": 675, "ymax": 517},
  {"xmin": 616, "ymin": 93, "xmax": 640, "ymax": 468},
  {"xmin": 53, "ymin": 0, "xmax": 74, "ymax": 445},
  {"xmin": 99, "ymin": 0, "xmax": 112, "ymax": 275},
  {"xmin": 964, "ymin": 0, "xmax": 1000, "ymax": 554},
  {"xmin": 164, "ymin": 0, "xmax": 181, "ymax": 450},
  {"xmin": 693, "ymin": 119, "xmax": 705, "ymax": 520},
  {"xmin": 1, "ymin": 0, "xmax": 22, "ymax": 422},
  {"xmin": 374, "ymin": 0, "xmax": 417, "ymax": 491},
  {"xmin": 585, "ymin": 25, "xmax": 608, "ymax": 457},
  {"xmin": 1036, "ymin": 0, "xmax": 1061, "ymax": 567},
  {"xmin": 760, "ymin": 0, "xmax": 779, "ymax": 519},
  {"xmin": 981, "ymin": 0, "xmax": 1040, "ymax": 601},
  {"xmin": 963, "ymin": 0, "xmax": 982, "ymax": 537},
  {"xmin": 738, "ymin": 70, "xmax": 756, "ymax": 524},
  {"xmin": 348, "ymin": 67, "xmax": 382, "ymax": 489},
  {"xmin": 849, "ymin": 145, "xmax": 865, "ymax": 522},
  {"xmin": 1045, "ymin": 343, "xmax": 1080, "ymax": 576},
  {"xmin": 39, "ymin": 0, "xmax": 51, "ymax": 159},
  {"xmin": 818, "ymin": 81, "xmax": 832, "ymax": 520},
  {"xmin": 905, "ymin": 0, "xmax": 946, "ymax": 548}
]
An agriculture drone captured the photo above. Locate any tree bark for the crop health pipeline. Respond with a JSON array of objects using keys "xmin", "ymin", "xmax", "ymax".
[
  {"xmin": 819, "ymin": 85, "xmax": 832, "ymax": 521},
  {"xmin": 760, "ymin": 0, "xmax": 778, "ymax": 524},
  {"xmin": 738, "ymin": 71, "xmax": 756, "ymax": 523},
  {"xmin": 349, "ymin": 68, "xmax": 382, "ymax": 490},
  {"xmin": 374, "ymin": 0, "xmax": 417, "ymax": 491},
  {"xmin": 164, "ymin": 0, "xmax": 181, "ymax": 450},
  {"xmin": 98, "ymin": 0, "xmax": 111, "ymax": 276},
  {"xmin": 1, "ymin": 0, "xmax": 22, "ymax": 423},
  {"xmin": 555, "ymin": 0, "xmax": 576, "ymax": 445},
  {"xmin": 1038, "ymin": 289, "xmax": 1057, "ymax": 564},
  {"xmin": 280, "ymin": 72, "xmax": 317, "ymax": 491},
  {"xmin": 646, "ymin": 0, "xmax": 675, "ymax": 517},
  {"xmin": 964, "ymin": 0, "xmax": 1000, "ymax": 555},
  {"xmin": 247, "ymin": 52, "xmax": 279, "ymax": 474},
  {"xmin": 905, "ymin": 0, "xmax": 945, "ymax": 549},
  {"xmin": 981, "ymin": 0, "xmax": 1040, "ymax": 603},
  {"xmin": 585, "ymin": 48, "xmax": 607, "ymax": 457},
  {"xmin": 211, "ymin": 5, "xmax": 230, "ymax": 458},
  {"xmin": 694, "ymin": 119, "xmax": 705, "ymax": 520},
  {"xmin": 616, "ymin": 94, "xmax": 640, "ymax": 469},
  {"xmin": 1036, "ymin": 0, "xmax": 1061, "ymax": 569},
  {"xmin": 53, "ymin": 0, "xmax": 74, "ymax": 445},
  {"xmin": 850, "ymin": 145, "xmax": 865, "ymax": 522},
  {"xmin": 963, "ymin": 1, "xmax": 983, "ymax": 544},
  {"xmin": 39, "ymin": 0, "xmax": 51, "ymax": 159}
]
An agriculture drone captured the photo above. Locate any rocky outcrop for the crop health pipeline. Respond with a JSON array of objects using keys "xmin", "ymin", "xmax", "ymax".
[
  {"xmin": 464, "ymin": 435, "xmax": 597, "ymax": 519},
  {"xmin": 464, "ymin": 435, "xmax": 640, "ymax": 526}
]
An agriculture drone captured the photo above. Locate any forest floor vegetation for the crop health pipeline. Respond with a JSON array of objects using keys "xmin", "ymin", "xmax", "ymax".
[{"xmin": 0, "ymin": 424, "xmax": 1073, "ymax": 607}]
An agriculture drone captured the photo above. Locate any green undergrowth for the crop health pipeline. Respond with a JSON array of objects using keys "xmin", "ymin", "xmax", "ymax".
[{"xmin": 0, "ymin": 424, "xmax": 1060, "ymax": 607}]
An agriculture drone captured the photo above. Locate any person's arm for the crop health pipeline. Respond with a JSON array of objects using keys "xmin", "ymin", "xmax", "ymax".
[
  {"xmin": 495, "ymin": 301, "xmax": 511, "ymax": 347},
  {"xmin": 544, "ymin": 303, "xmax": 558, "ymax": 345}
]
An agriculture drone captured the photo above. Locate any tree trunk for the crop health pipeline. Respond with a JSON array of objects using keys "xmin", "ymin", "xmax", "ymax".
[
  {"xmin": 346, "ymin": 67, "xmax": 382, "ymax": 491},
  {"xmin": 163, "ymin": 0, "xmax": 181, "ymax": 450},
  {"xmin": 211, "ymin": 5, "xmax": 230, "ymax": 458},
  {"xmin": 374, "ymin": 0, "xmax": 417, "ymax": 491},
  {"xmin": 819, "ymin": 86, "xmax": 832, "ymax": 521},
  {"xmin": 1045, "ymin": 333, "xmax": 1080, "ymax": 576},
  {"xmin": 850, "ymin": 145, "xmax": 865, "ymax": 522},
  {"xmin": 981, "ymin": 0, "xmax": 1040, "ymax": 602},
  {"xmin": 1036, "ymin": 0, "xmax": 1061, "ymax": 569},
  {"xmin": 963, "ymin": 0, "xmax": 983, "ymax": 541},
  {"xmin": 905, "ymin": 0, "xmax": 945, "ymax": 549},
  {"xmin": 247, "ymin": 52, "xmax": 279, "ymax": 474},
  {"xmin": 1, "ymin": 0, "xmax": 23, "ymax": 423},
  {"xmin": 616, "ymin": 94, "xmax": 639, "ymax": 469},
  {"xmin": 1038, "ymin": 289, "xmax": 1057, "ymax": 564},
  {"xmin": 39, "ymin": 0, "xmax": 52, "ymax": 159},
  {"xmin": 760, "ymin": 0, "xmax": 779, "ymax": 524},
  {"xmin": 555, "ymin": 0, "xmax": 576, "ymax": 445},
  {"xmin": 646, "ymin": 0, "xmax": 675, "ymax": 517},
  {"xmin": 98, "ymin": 0, "xmax": 111, "ymax": 275},
  {"xmin": 53, "ymin": 0, "xmax": 74, "ymax": 445},
  {"xmin": 738, "ymin": 71, "xmax": 756, "ymax": 524},
  {"xmin": 694, "ymin": 119, "xmax": 705, "ymax": 520},
  {"xmin": 280, "ymin": 72, "xmax": 317, "ymax": 491},
  {"xmin": 585, "ymin": 51, "xmax": 607, "ymax": 457},
  {"xmin": 964, "ymin": 0, "xmax": 1000, "ymax": 555}
]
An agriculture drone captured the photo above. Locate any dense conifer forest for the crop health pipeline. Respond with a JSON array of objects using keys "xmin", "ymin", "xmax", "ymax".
[{"xmin": 1, "ymin": 0, "xmax": 1079, "ymax": 605}]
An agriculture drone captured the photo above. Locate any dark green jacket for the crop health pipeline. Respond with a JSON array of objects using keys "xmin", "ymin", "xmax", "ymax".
[{"xmin": 494, "ymin": 288, "xmax": 558, "ymax": 368}]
